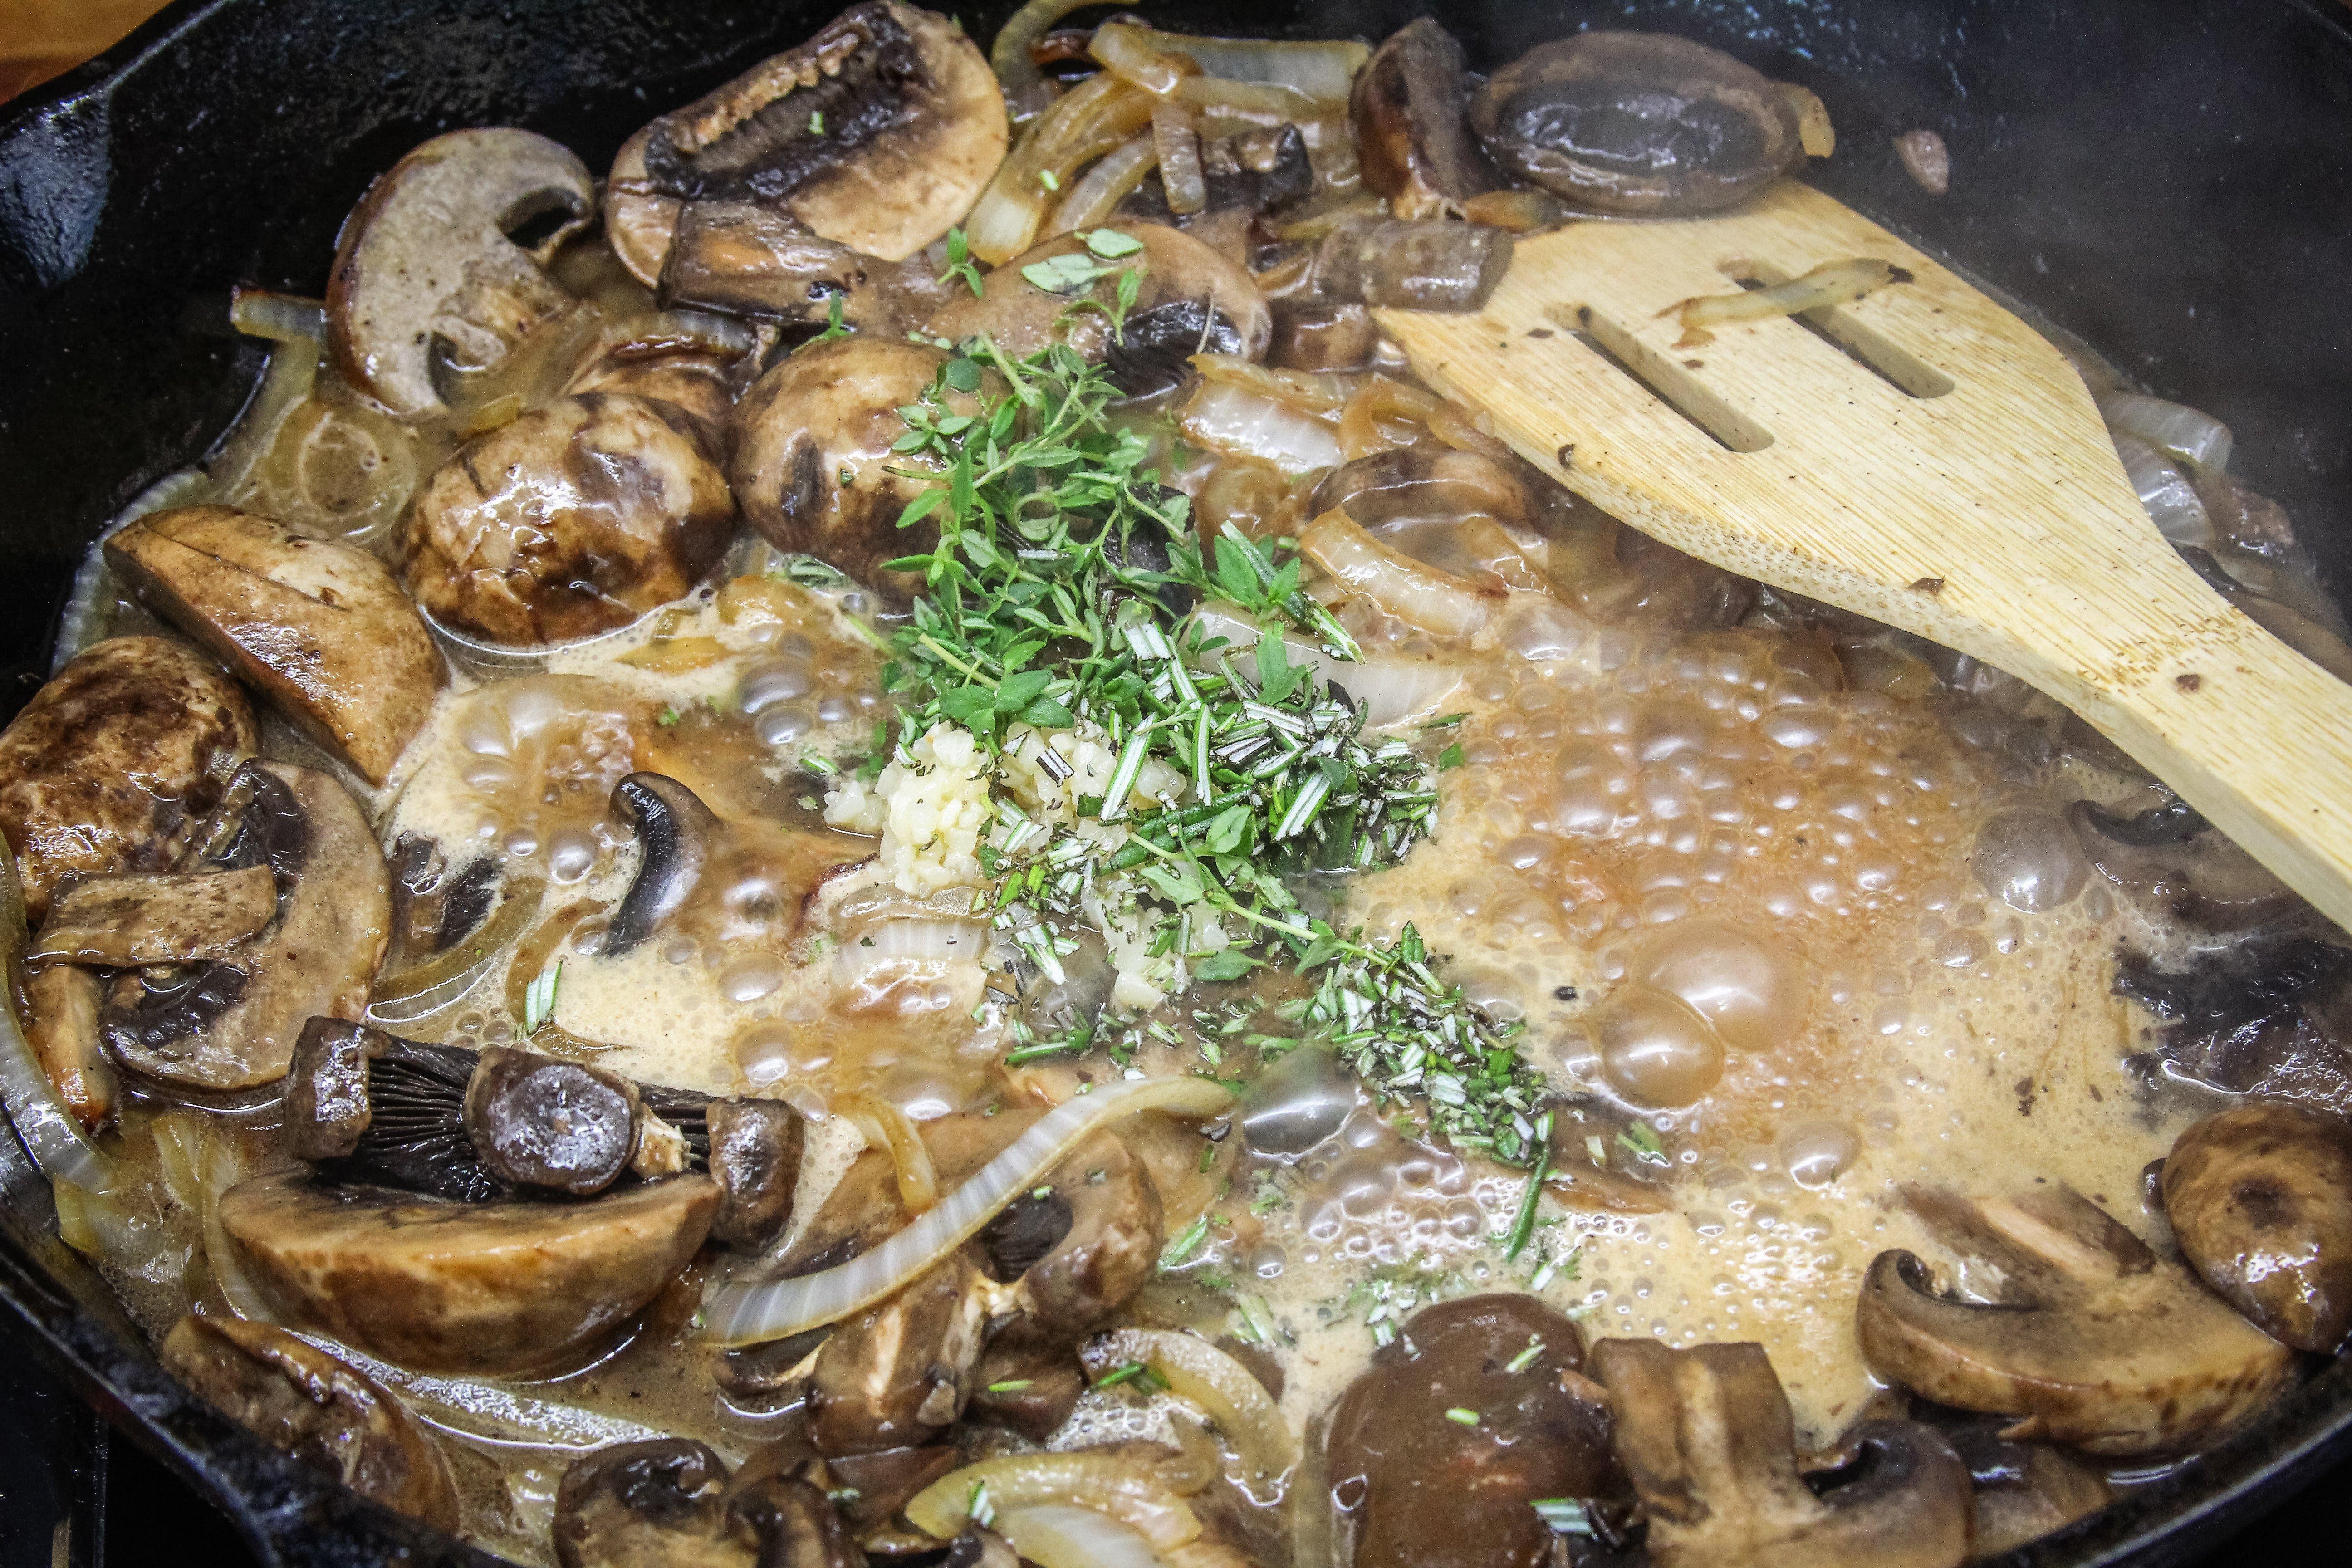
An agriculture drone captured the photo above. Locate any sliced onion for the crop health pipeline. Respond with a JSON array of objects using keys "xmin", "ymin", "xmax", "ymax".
[
  {"xmin": 1189, "ymin": 354, "xmax": 1357, "ymax": 412},
  {"xmin": 2113, "ymin": 432, "xmax": 2215, "ymax": 549},
  {"xmin": 2098, "ymin": 391, "xmax": 2234, "ymax": 479},
  {"xmin": 229, "ymin": 286, "xmax": 328, "ymax": 344},
  {"xmin": 155, "ymin": 1114, "xmax": 277, "ymax": 1323},
  {"xmin": 990, "ymin": 0, "xmax": 1099, "ymax": 99},
  {"xmin": 1297, "ymin": 509, "xmax": 1501, "ymax": 639},
  {"xmin": 1173, "ymin": 75, "xmax": 1325, "ymax": 118},
  {"xmin": 1189, "ymin": 601, "xmax": 1462, "ymax": 729},
  {"xmin": 1671, "ymin": 257, "xmax": 1905, "ymax": 348},
  {"xmin": 1089, "ymin": 21, "xmax": 1191, "ymax": 97},
  {"xmin": 1048, "ymin": 133, "xmax": 1160, "ymax": 235},
  {"xmin": 995, "ymin": 1505, "xmax": 1166, "ymax": 1568},
  {"xmin": 706, "ymin": 1077, "xmax": 1234, "ymax": 1344},
  {"xmin": 202, "ymin": 335, "xmax": 321, "ymax": 500},
  {"xmin": 0, "ymin": 843, "xmax": 113, "ymax": 1192},
  {"xmin": 1137, "ymin": 32, "xmax": 1369, "ymax": 103},
  {"xmin": 839, "ymin": 1093, "xmax": 941, "ymax": 1213},
  {"xmin": 1338, "ymin": 377, "xmax": 1441, "ymax": 461},
  {"xmin": 370, "ymin": 874, "xmax": 548, "ymax": 1025},
  {"xmin": 906, "ymin": 1453, "xmax": 1204, "ymax": 1552},
  {"xmin": 1080, "ymin": 1327, "xmax": 1297, "ymax": 1481},
  {"xmin": 833, "ymin": 917, "xmax": 988, "ymax": 999},
  {"xmin": 969, "ymin": 73, "xmax": 1157, "ymax": 263},
  {"xmin": 1180, "ymin": 382, "xmax": 1341, "ymax": 475},
  {"xmin": 1152, "ymin": 101, "xmax": 1206, "ymax": 216}
]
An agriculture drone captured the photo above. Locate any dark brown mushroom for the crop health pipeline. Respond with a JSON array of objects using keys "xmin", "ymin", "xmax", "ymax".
[
  {"xmin": 1352, "ymin": 19, "xmax": 1499, "ymax": 219},
  {"xmin": 658, "ymin": 200, "xmax": 953, "ymax": 340},
  {"xmin": 399, "ymin": 392, "xmax": 736, "ymax": 647},
  {"xmin": 1267, "ymin": 299, "xmax": 1378, "ymax": 373},
  {"xmin": 30, "ymin": 864, "xmax": 276, "ymax": 968},
  {"xmin": 560, "ymin": 323, "xmax": 747, "ymax": 441},
  {"xmin": 104, "ymin": 505, "xmax": 445, "ymax": 785},
  {"xmin": 328, "ymin": 127, "xmax": 595, "ymax": 418},
  {"xmin": 1470, "ymin": 33, "xmax": 1803, "ymax": 214},
  {"xmin": 554, "ymin": 1439, "xmax": 741, "ymax": 1568},
  {"xmin": 103, "ymin": 760, "xmax": 390, "ymax": 1093},
  {"xmin": 807, "ymin": 1246, "xmax": 996, "ymax": 1455},
  {"xmin": 2112, "ymin": 936, "xmax": 2352, "ymax": 1119},
  {"xmin": 603, "ymin": 773, "xmax": 859, "ymax": 959},
  {"xmin": 465, "ymin": 1044, "xmax": 647, "ymax": 1196},
  {"xmin": 727, "ymin": 1474, "xmax": 868, "ymax": 1568},
  {"xmin": 2069, "ymin": 792, "xmax": 2301, "ymax": 936},
  {"xmin": 283, "ymin": 1017, "xmax": 502, "ymax": 1201},
  {"xmin": 161, "ymin": 1313, "xmax": 460, "ymax": 1532},
  {"xmin": 606, "ymin": 126, "xmax": 685, "ymax": 290},
  {"xmin": 966, "ymin": 1338, "xmax": 1086, "ymax": 1441},
  {"xmin": 819, "ymin": 1444, "xmax": 961, "ymax": 1534},
  {"xmin": 1306, "ymin": 216, "xmax": 1514, "ymax": 312},
  {"xmin": 928, "ymin": 224, "xmax": 1271, "ymax": 371},
  {"xmin": 2162, "ymin": 1102, "xmax": 2352, "ymax": 1352},
  {"xmin": 1856, "ymin": 1185, "xmax": 2297, "ymax": 1455},
  {"xmin": 1327, "ymin": 1294, "xmax": 1617, "ymax": 1568},
  {"xmin": 633, "ymin": 2, "xmax": 1004, "ymax": 264},
  {"xmin": 730, "ymin": 337, "xmax": 993, "ymax": 593},
  {"xmin": 997, "ymin": 1128, "xmax": 1163, "ymax": 1342},
  {"xmin": 1898, "ymin": 1406, "xmax": 2112, "ymax": 1563},
  {"xmin": 217, "ymin": 1168, "xmax": 718, "ymax": 1376},
  {"xmin": 709, "ymin": 1096, "xmax": 805, "ymax": 1249},
  {"xmin": 1593, "ymin": 1338, "xmax": 1971, "ymax": 1568},
  {"xmin": 0, "ymin": 635, "xmax": 256, "ymax": 923}
]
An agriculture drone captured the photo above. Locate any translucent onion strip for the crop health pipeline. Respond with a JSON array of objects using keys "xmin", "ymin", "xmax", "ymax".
[
  {"xmin": 155, "ymin": 1114, "xmax": 276, "ymax": 1322},
  {"xmin": 839, "ymin": 1093, "xmax": 941, "ymax": 1214},
  {"xmin": 0, "ymin": 843, "xmax": 113, "ymax": 1191},
  {"xmin": 1152, "ymin": 101, "xmax": 1207, "ymax": 216},
  {"xmin": 906, "ymin": 1452, "xmax": 1205, "ymax": 1551},
  {"xmin": 1048, "ymin": 132, "xmax": 1159, "ymax": 235},
  {"xmin": 989, "ymin": 0, "xmax": 1100, "ymax": 99},
  {"xmin": 968, "ymin": 73, "xmax": 1156, "ymax": 263},
  {"xmin": 1132, "ymin": 32, "xmax": 1369, "ymax": 102},
  {"xmin": 706, "ymin": 1077, "xmax": 1234, "ymax": 1344},
  {"xmin": 1088, "ymin": 21, "xmax": 1192, "ymax": 97},
  {"xmin": 2098, "ymin": 391, "xmax": 2234, "ymax": 480},
  {"xmin": 1297, "ymin": 509, "xmax": 1503, "ymax": 640},
  {"xmin": 1079, "ymin": 1327, "xmax": 1298, "ymax": 1481},
  {"xmin": 228, "ymin": 286, "xmax": 328, "ymax": 344},
  {"xmin": 370, "ymin": 875, "xmax": 548, "ymax": 1025},
  {"xmin": 993, "ymin": 1505, "xmax": 1165, "ymax": 1568}
]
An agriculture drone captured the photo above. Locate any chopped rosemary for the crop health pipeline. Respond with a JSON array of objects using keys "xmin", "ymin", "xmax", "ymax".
[
  {"xmin": 1161, "ymin": 1214, "xmax": 1211, "ymax": 1269},
  {"xmin": 1505, "ymin": 1337, "xmax": 1546, "ymax": 1374},
  {"xmin": 985, "ymin": 1379, "xmax": 1033, "ymax": 1393},
  {"xmin": 1531, "ymin": 1498, "xmax": 1595, "ymax": 1537},
  {"xmin": 522, "ymin": 960, "xmax": 562, "ymax": 1034},
  {"xmin": 1444, "ymin": 1406, "xmax": 1481, "ymax": 1427}
]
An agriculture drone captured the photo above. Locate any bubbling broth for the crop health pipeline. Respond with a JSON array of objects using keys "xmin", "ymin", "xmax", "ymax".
[{"xmin": 7, "ymin": 7, "xmax": 2350, "ymax": 1568}]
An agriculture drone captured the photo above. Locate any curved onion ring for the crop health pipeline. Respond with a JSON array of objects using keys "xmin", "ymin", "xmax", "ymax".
[
  {"xmin": 1123, "ymin": 31, "xmax": 1368, "ymax": 103},
  {"xmin": 906, "ymin": 1452, "xmax": 1203, "ymax": 1551},
  {"xmin": 989, "ymin": 0, "xmax": 1100, "ymax": 100},
  {"xmin": 1088, "ymin": 22, "xmax": 1193, "ymax": 97},
  {"xmin": 0, "ymin": 843, "xmax": 113, "ymax": 1191},
  {"xmin": 1152, "ymin": 101, "xmax": 1206, "ymax": 216},
  {"xmin": 992, "ymin": 1506, "xmax": 1165, "ymax": 1568},
  {"xmin": 838, "ymin": 1092, "xmax": 941, "ymax": 1214},
  {"xmin": 2098, "ymin": 391, "xmax": 2233, "ymax": 480},
  {"xmin": 1048, "ymin": 132, "xmax": 1160, "ymax": 235},
  {"xmin": 370, "ymin": 875, "xmax": 549, "ymax": 1025},
  {"xmin": 1079, "ymin": 1327, "xmax": 1298, "ymax": 1481},
  {"xmin": 1297, "ymin": 509, "xmax": 1502, "ymax": 640},
  {"xmin": 705, "ymin": 1077, "xmax": 1233, "ymax": 1344},
  {"xmin": 154, "ymin": 1113, "xmax": 276, "ymax": 1322}
]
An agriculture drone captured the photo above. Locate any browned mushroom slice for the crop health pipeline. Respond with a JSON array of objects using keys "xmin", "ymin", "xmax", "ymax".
[
  {"xmin": 104, "ymin": 505, "xmax": 444, "ymax": 785},
  {"xmin": 399, "ymin": 392, "xmax": 735, "ymax": 647},
  {"xmin": 160, "ymin": 1313, "xmax": 460, "ymax": 1532},
  {"xmin": 708, "ymin": 1096, "xmax": 805, "ymax": 1249},
  {"xmin": 1267, "ymin": 299, "xmax": 1377, "ymax": 372},
  {"xmin": 1592, "ymin": 1338, "xmax": 1971, "ymax": 1568},
  {"xmin": 2068, "ymin": 794, "xmax": 2301, "ymax": 936},
  {"xmin": 21, "ymin": 965, "xmax": 114, "ymax": 1134},
  {"xmin": 0, "ymin": 636, "xmax": 256, "ymax": 922},
  {"xmin": 1352, "ymin": 19, "xmax": 1499, "ymax": 219},
  {"xmin": 928, "ymin": 225, "xmax": 1270, "ymax": 372},
  {"xmin": 328, "ymin": 127, "xmax": 595, "ymax": 417},
  {"xmin": 821, "ymin": 1444, "xmax": 961, "ymax": 1533},
  {"xmin": 1856, "ymin": 1186, "xmax": 2298, "ymax": 1455},
  {"xmin": 31, "ymin": 865, "xmax": 276, "ymax": 968},
  {"xmin": 986, "ymin": 1128, "xmax": 1163, "ymax": 1343},
  {"xmin": 1328, "ymin": 1293, "xmax": 1615, "ymax": 1568},
  {"xmin": 1901, "ymin": 1407, "xmax": 2112, "ymax": 1562},
  {"xmin": 730, "ymin": 338, "xmax": 994, "ymax": 594},
  {"xmin": 637, "ymin": 1, "xmax": 1007, "ymax": 263},
  {"xmin": 104, "ymin": 760, "xmax": 389, "ymax": 1093},
  {"xmin": 660, "ymin": 200, "xmax": 952, "ymax": 340},
  {"xmin": 1306, "ymin": 216, "xmax": 1515, "ymax": 312},
  {"xmin": 726, "ymin": 1474, "xmax": 867, "ymax": 1568},
  {"xmin": 606, "ymin": 126, "xmax": 683, "ymax": 289},
  {"xmin": 2162, "ymin": 1102, "xmax": 2352, "ymax": 1352},
  {"xmin": 218, "ymin": 1169, "xmax": 718, "ymax": 1376},
  {"xmin": 1470, "ymin": 33, "xmax": 1803, "ymax": 215},
  {"xmin": 967, "ymin": 1338, "xmax": 1086, "ymax": 1441},
  {"xmin": 555, "ymin": 1439, "xmax": 746, "ymax": 1568},
  {"xmin": 807, "ymin": 1246, "xmax": 996, "ymax": 1455}
]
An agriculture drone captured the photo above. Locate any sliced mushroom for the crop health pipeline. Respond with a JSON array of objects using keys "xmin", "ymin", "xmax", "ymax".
[
  {"xmin": 218, "ymin": 1168, "xmax": 718, "ymax": 1375},
  {"xmin": 727, "ymin": 1474, "xmax": 867, "ymax": 1568},
  {"xmin": 561, "ymin": 323, "xmax": 746, "ymax": 441},
  {"xmin": 604, "ymin": 772, "xmax": 860, "ymax": 960},
  {"xmin": 606, "ymin": 127, "xmax": 684, "ymax": 290},
  {"xmin": 1593, "ymin": 1338, "xmax": 1971, "ymax": 1568},
  {"xmin": 928, "ymin": 224, "xmax": 1270, "ymax": 368},
  {"xmin": 400, "ymin": 392, "xmax": 736, "ymax": 647},
  {"xmin": 730, "ymin": 338, "xmax": 992, "ymax": 593},
  {"xmin": 820, "ymin": 1444, "xmax": 961, "ymax": 1533},
  {"xmin": 555, "ymin": 1439, "xmax": 744, "ymax": 1568},
  {"xmin": 967, "ymin": 1338, "xmax": 1086, "ymax": 1441},
  {"xmin": 1352, "ymin": 19, "xmax": 1499, "ymax": 219},
  {"xmin": 466, "ymin": 1044, "xmax": 647, "ymax": 1196},
  {"xmin": 104, "ymin": 505, "xmax": 445, "ymax": 785},
  {"xmin": 635, "ymin": 1, "xmax": 1006, "ymax": 263},
  {"xmin": 997, "ymin": 1128, "xmax": 1162, "ymax": 1342},
  {"xmin": 0, "ymin": 636, "xmax": 255, "ymax": 922},
  {"xmin": 328, "ymin": 127, "xmax": 595, "ymax": 417},
  {"xmin": 769, "ymin": 1107, "xmax": 1029, "ymax": 1276},
  {"xmin": 104, "ymin": 760, "xmax": 389, "ymax": 1093},
  {"xmin": 1899, "ymin": 1406, "xmax": 2112, "ymax": 1562},
  {"xmin": 1856, "ymin": 1185, "xmax": 2298, "ymax": 1455},
  {"xmin": 20, "ymin": 964, "xmax": 113, "ymax": 1133},
  {"xmin": 659, "ymin": 200, "xmax": 953, "ymax": 340},
  {"xmin": 1470, "ymin": 33, "xmax": 1803, "ymax": 215},
  {"xmin": 2162, "ymin": 1102, "xmax": 2352, "ymax": 1352},
  {"xmin": 808, "ymin": 1245, "xmax": 995, "ymax": 1455},
  {"xmin": 1307, "ymin": 216, "xmax": 1515, "ymax": 312},
  {"xmin": 30, "ymin": 864, "xmax": 276, "ymax": 968},
  {"xmin": 160, "ymin": 1312, "xmax": 460, "ymax": 1532},
  {"xmin": 2113, "ymin": 937, "xmax": 2352, "ymax": 1118},
  {"xmin": 1328, "ymin": 1294, "xmax": 1617, "ymax": 1568},
  {"xmin": 709, "ymin": 1096, "xmax": 805, "ymax": 1249},
  {"xmin": 1267, "ymin": 299, "xmax": 1377, "ymax": 373},
  {"xmin": 2068, "ymin": 793, "xmax": 2300, "ymax": 936}
]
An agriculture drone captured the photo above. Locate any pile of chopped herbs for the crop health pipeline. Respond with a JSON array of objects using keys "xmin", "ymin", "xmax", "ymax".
[{"xmin": 843, "ymin": 333, "xmax": 1549, "ymax": 1167}]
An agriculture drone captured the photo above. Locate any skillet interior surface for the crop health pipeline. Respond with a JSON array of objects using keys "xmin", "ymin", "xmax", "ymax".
[{"xmin": 0, "ymin": 1, "xmax": 2347, "ymax": 1563}]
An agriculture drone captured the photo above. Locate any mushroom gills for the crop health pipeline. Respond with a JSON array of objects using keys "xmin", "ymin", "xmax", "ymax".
[
  {"xmin": 31, "ymin": 864, "xmax": 277, "ymax": 968},
  {"xmin": 1855, "ymin": 1185, "xmax": 2298, "ymax": 1455},
  {"xmin": 160, "ymin": 1313, "xmax": 461, "ymax": 1533},
  {"xmin": 1592, "ymin": 1338, "xmax": 1972, "ymax": 1568}
]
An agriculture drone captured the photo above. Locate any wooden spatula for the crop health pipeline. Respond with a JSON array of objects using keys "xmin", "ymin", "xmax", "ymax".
[{"xmin": 1376, "ymin": 179, "xmax": 2352, "ymax": 933}]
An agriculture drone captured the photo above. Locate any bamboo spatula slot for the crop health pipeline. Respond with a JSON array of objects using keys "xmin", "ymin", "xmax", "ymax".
[{"xmin": 1378, "ymin": 180, "xmax": 2352, "ymax": 934}]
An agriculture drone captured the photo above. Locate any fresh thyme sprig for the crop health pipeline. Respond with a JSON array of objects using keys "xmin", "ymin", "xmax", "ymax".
[{"xmin": 853, "ymin": 341, "xmax": 1548, "ymax": 1163}]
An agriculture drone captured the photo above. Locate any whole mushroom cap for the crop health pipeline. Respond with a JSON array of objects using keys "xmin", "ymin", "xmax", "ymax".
[
  {"xmin": 2163, "ymin": 1102, "xmax": 2352, "ymax": 1352},
  {"xmin": 400, "ymin": 392, "xmax": 735, "ymax": 647}
]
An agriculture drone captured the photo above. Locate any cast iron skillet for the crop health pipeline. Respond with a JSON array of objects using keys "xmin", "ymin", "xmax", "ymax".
[{"xmin": 0, "ymin": 1, "xmax": 2348, "ymax": 1563}]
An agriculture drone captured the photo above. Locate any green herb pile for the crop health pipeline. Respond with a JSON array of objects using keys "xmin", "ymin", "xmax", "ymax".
[{"xmin": 847, "ymin": 326, "xmax": 1549, "ymax": 1167}]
